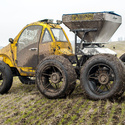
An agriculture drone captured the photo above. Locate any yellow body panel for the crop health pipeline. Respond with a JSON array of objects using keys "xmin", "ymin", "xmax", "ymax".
[
  {"xmin": 0, "ymin": 44, "xmax": 14, "ymax": 67},
  {"xmin": 0, "ymin": 21, "xmax": 74, "ymax": 76}
]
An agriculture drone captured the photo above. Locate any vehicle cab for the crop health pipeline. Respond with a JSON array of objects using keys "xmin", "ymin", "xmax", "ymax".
[{"xmin": 0, "ymin": 19, "xmax": 73, "ymax": 76}]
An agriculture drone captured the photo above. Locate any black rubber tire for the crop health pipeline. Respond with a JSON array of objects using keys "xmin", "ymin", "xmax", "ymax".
[
  {"xmin": 80, "ymin": 54, "xmax": 124, "ymax": 100},
  {"xmin": 118, "ymin": 54, "xmax": 125, "ymax": 97},
  {"xmin": 18, "ymin": 76, "xmax": 35, "ymax": 84},
  {"xmin": 0, "ymin": 61, "xmax": 13, "ymax": 94},
  {"xmin": 36, "ymin": 55, "xmax": 76, "ymax": 99},
  {"xmin": 120, "ymin": 53, "xmax": 125, "ymax": 64}
]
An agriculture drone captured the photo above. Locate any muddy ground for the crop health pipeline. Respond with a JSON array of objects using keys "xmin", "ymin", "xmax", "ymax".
[{"xmin": 0, "ymin": 77, "xmax": 125, "ymax": 125}]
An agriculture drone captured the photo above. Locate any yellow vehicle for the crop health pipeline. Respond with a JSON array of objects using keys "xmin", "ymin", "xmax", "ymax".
[
  {"xmin": 0, "ymin": 19, "xmax": 76, "ymax": 98},
  {"xmin": 0, "ymin": 12, "xmax": 125, "ymax": 100}
]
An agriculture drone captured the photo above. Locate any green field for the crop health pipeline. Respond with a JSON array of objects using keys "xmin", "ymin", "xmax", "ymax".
[
  {"xmin": 0, "ymin": 77, "xmax": 125, "ymax": 125},
  {"xmin": 105, "ymin": 41, "xmax": 125, "ymax": 57},
  {"xmin": 0, "ymin": 41, "xmax": 125, "ymax": 125}
]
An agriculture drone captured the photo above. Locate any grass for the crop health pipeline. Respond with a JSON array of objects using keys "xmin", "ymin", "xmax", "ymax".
[
  {"xmin": 0, "ymin": 41, "xmax": 125, "ymax": 125},
  {"xmin": 105, "ymin": 41, "xmax": 125, "ymax": 57},
  {"xmin": 0, "ymin": 77, "xmax": 125, "ymax": 125}
]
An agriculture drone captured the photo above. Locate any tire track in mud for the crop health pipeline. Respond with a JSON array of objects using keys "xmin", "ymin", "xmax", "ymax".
[
  {"xmin": 86, "ymin": 100, "xmax": 101, "ymax": 125},
  {"xmin": 119, "ymin": 103, "xmax": 125, "ymax": 124},
  {"xmin": 59, "ymin": 98, "xmax": 83, "ymax": 125},
  {"xmin": 107, "ymin": 102, "xmax": 118, "ymax": 124},
  {"xmin": 35, "ymin": 99, "xmax": 64, "ymax": 124}
]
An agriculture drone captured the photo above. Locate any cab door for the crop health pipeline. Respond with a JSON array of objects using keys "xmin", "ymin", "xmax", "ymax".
[
  {"xmin": 39, "ymin": 28, "xmax": 54, "ymax": 62},
  {"xmin": 17, "ymin": 25, "xmax": 42, "ymax": 68}
]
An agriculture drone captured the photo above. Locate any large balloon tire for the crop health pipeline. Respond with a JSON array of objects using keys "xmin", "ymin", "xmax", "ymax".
[
  {"xmin": 80, "ymin": 54, "xmax": 124, "ymax": 100},
  {"xmin": 120, "ymin": 53, "xmax": 125, "ymax": 63},
  {"xmin": 36, "ymin": 55, "xmax": 76, "ymax": 99},
  {"xmin": 118, "ymin": 53, "xmax": 125, "ymax": 97},
  {"xmin": 0, "ymin": 61, "xmax": 13, "ymax": 94}
]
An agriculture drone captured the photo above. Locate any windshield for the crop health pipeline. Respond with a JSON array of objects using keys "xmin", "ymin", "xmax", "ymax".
[{"xmin": 51, "ymin": 28, "xmax": 68, "ymax": 42}]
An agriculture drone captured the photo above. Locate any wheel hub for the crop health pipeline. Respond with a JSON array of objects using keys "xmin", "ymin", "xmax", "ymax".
[
  {"xmin": 98, "ymin": 73, "xmax": 109, "ymax": 85},
  {"xmin": 50, "ymin": 72, "xmax": 61, "ymax": 84}
]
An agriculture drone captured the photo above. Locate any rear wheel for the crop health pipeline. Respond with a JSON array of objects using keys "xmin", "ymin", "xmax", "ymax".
[
  {"xmin": 120, "ymin": 53, "xmax": 125, "ymax": 65},
  {"xmin": 0, "ymin": 61, "xmax": 13, "ymax": 94},
  {"xmin": 36, "ymin": 55, "xmax": 76, "ymax": 99},
  {"xmin": 80, "ymin": 54, "xmax": 124, "ymax": 100},
  {"xmin": 119, "ymin": 53, "xmax": 125, "ymax": 97}
]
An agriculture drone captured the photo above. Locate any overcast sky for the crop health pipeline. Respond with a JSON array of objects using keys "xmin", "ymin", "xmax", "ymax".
[{"xmin": 0, "ymin": 0, "xmax": 125, "ymax": 46}]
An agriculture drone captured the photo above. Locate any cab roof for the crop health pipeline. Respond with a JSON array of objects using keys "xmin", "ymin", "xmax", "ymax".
[{"xmin": 27, "ymin": 19, "xmax": 62, "ymax": 29}]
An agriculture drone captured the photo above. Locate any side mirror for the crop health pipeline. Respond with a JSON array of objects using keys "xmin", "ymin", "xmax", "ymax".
[{"xmin": 9, "ymin": 38, "xmax": 14, "ymax": 44}]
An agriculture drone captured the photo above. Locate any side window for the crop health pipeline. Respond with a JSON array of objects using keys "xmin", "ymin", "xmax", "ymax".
[
  {"xmin": 42, "ymin": 29, "xmax": 52, "ymax": 43},
  {"xmin": 18, "ymin": 25, "xmax": 42, "ymax": 51}
]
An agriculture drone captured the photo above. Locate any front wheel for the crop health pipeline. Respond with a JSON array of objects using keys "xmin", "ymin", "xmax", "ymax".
[
  {"xmin": 36, "ymin": 55, "xmax": 76, "ymax": 99},
  {"xmin": 0, "ymin": 61, "xmax": 13, "ymax": 94},
  {"xmin": 80, "ymin": 54, "xmax": 124, "ymax": 100}
]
